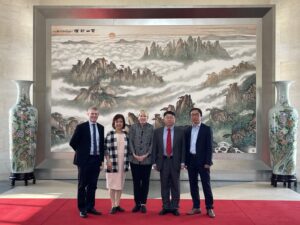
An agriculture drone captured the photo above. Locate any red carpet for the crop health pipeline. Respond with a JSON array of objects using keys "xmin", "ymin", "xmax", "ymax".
[{"xmin": 0, "ymin": 199, "xmax": 299, "ymax": 225}]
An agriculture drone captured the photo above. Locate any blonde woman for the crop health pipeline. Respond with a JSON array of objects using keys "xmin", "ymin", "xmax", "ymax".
[{"xmin": 129, "ymin": 110, "xmax": 154, "ymax": 213}]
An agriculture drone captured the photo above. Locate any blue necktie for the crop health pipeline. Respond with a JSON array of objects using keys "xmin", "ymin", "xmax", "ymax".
[{"xmin": 92, "ymin": 124, "xmax": 97, "ymax": 155}]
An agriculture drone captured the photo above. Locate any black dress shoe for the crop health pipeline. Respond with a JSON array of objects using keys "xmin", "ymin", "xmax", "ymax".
[
  {"xmin": 140, "ymin": 205, "xmax": 147, "ymax": 213},
  {"xmin": 116, "ymin": 206, "xmax": 125, "ymax": 212},
  {"xmin": 79, "ymin": 211, "xmax": 87, "ymax": 218},
  {"xmin": 132, "ymin": 205, "xmax": 141, "ymax": 212},
  {"xmin": 87, "ymin": 208, "xmax": 102, "ymax": 215},
  {"xmin": 172, "ymin": 209, "xmax": 180, "ymax": 216},
  {"xmin": 159, "ymin": 209, "xmax": 168, "ymax": 215},
  {"xmin": 110, "ymin": 207, "xmax": 117, "ymax": 214}
]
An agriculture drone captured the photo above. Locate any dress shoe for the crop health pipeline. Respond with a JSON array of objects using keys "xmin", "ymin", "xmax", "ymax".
[
  {"xmin": 187, "ymin": 208, "xmax": 201, "ymax": 215},
  {"xmin": 140, "ymin": 205, "xmax": 147, "ymax": 213},
  {"xmin": 79, "ymin": 211, "xmax": 87, "ymax": 218},
  {"xmin": 172, "ymin": 209, "xmax": 180, "ymax": 216},
  {"xmin": 132, "ymin": 205, "xmax": 141, "ymax": 213},
  {"xmin": 159, "ymin": 209, "xmax": 168, "ymax": 215},
  {"xmin": 87, "ymin": 208, "xmax": 102, "ymax": 215},
  {"xmin": 110, "ymin": 207, "xmax": 117, "ymax": 214},
  {"xmin": 116, "ymin": 206, "xmax": 125, "ymax": 212},
  {"xmin": 207, "ymin": 209, "xmax": 215, "ymax": 218}
]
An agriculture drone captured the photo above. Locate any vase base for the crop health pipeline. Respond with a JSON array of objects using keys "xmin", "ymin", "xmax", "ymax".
[
  {"xmin": 271, "ymin": 173, "xmax": 297, "ymax": 188},
  {"xmin": 9, "ymin": 172, "xmax": 36, "ymax": 186}
]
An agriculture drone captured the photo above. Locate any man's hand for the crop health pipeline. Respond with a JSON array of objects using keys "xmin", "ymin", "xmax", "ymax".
[{"xmin": 204, "ymin": 164, "xmax": 210, "ymax": 169}]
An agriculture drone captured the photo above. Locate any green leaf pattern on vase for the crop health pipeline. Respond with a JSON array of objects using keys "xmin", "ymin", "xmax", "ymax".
[
  {"xmin": 9, "ymin": 80, "xmax": 38, "ymax": 173},
  {"xmin": 269, "ymin": 81, "xmax": 298, "ymax": 175}
]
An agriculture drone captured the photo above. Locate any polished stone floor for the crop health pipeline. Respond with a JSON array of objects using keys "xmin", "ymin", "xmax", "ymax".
[{"xmin": 0, "ymin": 179, "xmax": 299, "ymax": 200}]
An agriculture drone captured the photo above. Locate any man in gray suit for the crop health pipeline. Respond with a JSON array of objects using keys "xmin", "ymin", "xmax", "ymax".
[{"xmin": 152, "ymin": 111, "xmax": 185, "ymax": 216}]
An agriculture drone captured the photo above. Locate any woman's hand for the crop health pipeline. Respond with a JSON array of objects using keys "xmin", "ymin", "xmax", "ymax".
[
  {"xmin": 106, "ymin": 160, "xmax": 112, "ymax": 170},
  {"xmin": 133, "ymin": 153, "xmax": 143, "ymax": 162},
  {"xmin": 134, "ymin": 154, "xmax": 148, "ymax": 162}
]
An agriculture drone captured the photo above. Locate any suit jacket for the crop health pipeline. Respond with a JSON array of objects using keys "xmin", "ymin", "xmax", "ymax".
[
  {"xmin": 70, "ymin": 121, "xmax": 105, "ymax": 166},
  {"xmin": 185, "ymin": 123, "xmax": 213, "ymax": 167},
  {"xmin": 152, "ymin": 126, "xmax": 185, "ymax": 171}
]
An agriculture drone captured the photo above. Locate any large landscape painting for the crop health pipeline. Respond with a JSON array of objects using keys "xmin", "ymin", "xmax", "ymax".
[{"xmin": 51, "ymin": 24, "xmax": 257, "ymax": 153}]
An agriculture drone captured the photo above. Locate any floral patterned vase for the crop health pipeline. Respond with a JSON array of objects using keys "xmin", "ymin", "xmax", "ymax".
[
  {"xmin": 268, "ymin": 81, "xmax": 298, "ymax": 188},
  {"xmin": 8, "ymin": 80, "xmax": 38, "ymax": 186}
]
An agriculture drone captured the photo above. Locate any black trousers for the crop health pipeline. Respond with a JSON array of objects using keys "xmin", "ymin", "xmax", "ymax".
[
  {"xmin": 77, "ymin": 156, "xmax": 100, "ymax": 212},
  {"xmin": 130, "ymin": 163, "xmax": 152, "ymax": 205},
  {"xmin": 160, "ymin": 158, "xmax": 180, "ymax": 210},
  {"xmin": 187, "ymin": 156, "xmax": 214, "ymax": 209}
]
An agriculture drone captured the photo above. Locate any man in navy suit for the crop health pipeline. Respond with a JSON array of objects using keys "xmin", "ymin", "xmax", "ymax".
[
  {"xmin": 185, "ymin": 108, "xmax": 215, "ymax": 218},
  {"xmin": 70, "ymin": 106, "xmax": 104, "ymax": 218}
]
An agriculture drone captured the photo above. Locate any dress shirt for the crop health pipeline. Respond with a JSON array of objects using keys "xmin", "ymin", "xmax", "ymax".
[{"xmin": 190, "ymin": 123, "xmax": 201, "ymax": 154}]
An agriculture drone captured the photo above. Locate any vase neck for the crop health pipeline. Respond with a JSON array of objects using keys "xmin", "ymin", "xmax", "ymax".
[
  {"xmin": 14, "ymin": 80, "xmax": 33, "ymax": 105},
  {"xmin": 275, "ymin": 81, "xmax": 292, "ymax": 107}
]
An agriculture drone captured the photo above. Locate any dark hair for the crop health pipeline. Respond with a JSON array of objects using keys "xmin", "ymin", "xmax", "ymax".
[
  {"xmin": 112, "ymin": 114, "xmax": 126, "ymax": 129},
  {"xmin": 163, "ymin": 111, "xmax": 176, "ymax": 117},
  {"xmin": 189, "ymin": 107, "xmax": 202, "ymax": 116}
]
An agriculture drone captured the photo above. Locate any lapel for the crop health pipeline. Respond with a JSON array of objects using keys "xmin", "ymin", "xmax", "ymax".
[
  {"xmin": 159, "ymin": 127, "xmax": 164, "ymax": 154},
  {"xmin": 96, "ymin": 123, "xmax": 102, "ymax": 136},
  {"xmin": 84, "ymin": 121, "xmax": 92, "ymax": 145},
  {"xmin": 173, "ymin": 126, "xmax": 177, "ymax": 150},
  {"xmin": 187, "ymin": 126, "xmax": 192, "ymax": 146},
  {"xmin": 196, "ymin": 123, "xmax": 204, "ymax": 145},
  {"xmin": 84, "ymin": 121, "xmax": 90, "ymax": 133}
]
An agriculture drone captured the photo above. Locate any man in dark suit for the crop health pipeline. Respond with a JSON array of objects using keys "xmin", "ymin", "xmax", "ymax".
[
  {"xmin": 185, "ymin": 107, "xmax": 215, "ymax": 218},
  {"xmin": 152, "ymin": 111, "xmax": 185, "ymax": 216},
  {"xmin": 70, "ymin": 106, "xmax": 104, "ymax": 218}
]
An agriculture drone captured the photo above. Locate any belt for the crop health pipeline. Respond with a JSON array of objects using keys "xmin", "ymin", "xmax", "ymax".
[
  {"xmin": 163, "ymin": 155, "xmax": 173, "ymax": 159},
  {"xmin": 189, "ymin": 154, "xmax": 197, "ymax": 158}
]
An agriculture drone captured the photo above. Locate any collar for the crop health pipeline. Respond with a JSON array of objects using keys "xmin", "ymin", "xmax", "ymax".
[
  {"xmin": 192, "ymin": 123, "xmax": 201, "ymax": 128},
  {"xmin": 164, "ymin": 125, "xmax": 174, "ymax": 130},
  {"xmin": 89, "ymin": 121, "xmax": 97, "ymax": 126}
]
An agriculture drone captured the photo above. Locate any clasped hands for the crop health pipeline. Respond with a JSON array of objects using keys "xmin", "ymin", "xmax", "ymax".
[{"xmin": 133, "ymin": 153, "xmax": 148, "ymax": 162}]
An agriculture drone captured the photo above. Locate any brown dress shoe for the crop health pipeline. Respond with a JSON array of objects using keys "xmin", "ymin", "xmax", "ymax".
[
  {"xmin": 207, "ymin": 209, "xmax": 215, "ymax": 218},
  {"xmin": 187, "ymin": 208, "xmax": 201, "ymax": 215}
]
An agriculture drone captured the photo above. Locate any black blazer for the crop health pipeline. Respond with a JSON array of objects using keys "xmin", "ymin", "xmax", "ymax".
[
  {"xmin": 70, "ymin": 121, "xmax": 105, "ymax": 166},
  {"xmin": 152, "ymin": 126, "xmax": 185, "ymax": 171},
  {"xmin": 185, "ymin": 123, "xmax": 213, "ymax": 167}
]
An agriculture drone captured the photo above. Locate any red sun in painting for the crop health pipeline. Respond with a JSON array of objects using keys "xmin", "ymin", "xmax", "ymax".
[{"xmin": 108, "ymin": 32, "xmax": 116, "ymax": 39}]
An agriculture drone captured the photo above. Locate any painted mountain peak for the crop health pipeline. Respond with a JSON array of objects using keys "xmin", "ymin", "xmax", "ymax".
[
  {"xmin": 142, "ymin": 35, "xmax": 231, "ymax": 61},
  {"xmin": 68, "ymin": 57, "xmax": 164, "ymax": 86}
]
